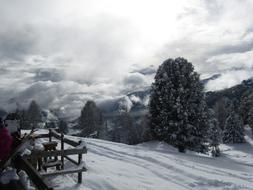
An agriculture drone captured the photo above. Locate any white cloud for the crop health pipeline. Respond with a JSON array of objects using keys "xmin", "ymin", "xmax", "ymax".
[
  {"xmin": 205, "ymin": 70, "xmax": 253, "ymax": 91},
  {"xmin": 206, "ymin": 50, "xmax": 253, "ymax": 71},
  {"xmin": 0, "ymin": 0, "xmax": 253, "ymax": 115}
]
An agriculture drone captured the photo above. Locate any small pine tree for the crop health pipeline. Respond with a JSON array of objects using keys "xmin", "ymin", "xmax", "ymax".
[
  {"xmin": 223, "ymin": 105, "xmax": 245, "ymax": 143},
  {"xmin": 149, "ymin": 58, "xmax": 209, "ymax": 152},
  {"xmin": 207, "ymin": 109, "xmax": 222, "ymax": 157}
]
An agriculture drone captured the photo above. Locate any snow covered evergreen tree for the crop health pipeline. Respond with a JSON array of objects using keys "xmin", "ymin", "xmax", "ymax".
[
  {"xmin": 246, "ymin": 108, "xmax": 253, "ymax": 129},
  {"xmin": 149, "ymin": 57, "xmax": 209, "ymax": 152},
  {"xmin": 223, "ymin": 104, "xmax": 245, "ymax": 143},
  {"xmin": 239, "ymin": 91, "xmax": 253, "ymax": 128},
  {"xmin": 26, "ymin": 100, "xmax": 42, "ymax": 129},
  {"xmin": 58, "ymin": 119, "xmax": 69, "ymax": 134},
  {"xmin": 119, "ymin": 112, "xmax": 138, "ymax": 145},
  {"xmin": 214, "ymin": 98, "xmax": 230, "ymax": 130},
  {"xmin": 207, "ymin": 109, "xmax": 222, "ymax": 157},
  {"xmin": 79, "ymin": 100, "xmax": 103, "ymax": 138},
  {"xmin": 139, "ymin": 115, "xmax": 152, "ymax": 142},
  {"xmin": 18, "ymin": 109, "xmax": 30, "ymax": 129}
]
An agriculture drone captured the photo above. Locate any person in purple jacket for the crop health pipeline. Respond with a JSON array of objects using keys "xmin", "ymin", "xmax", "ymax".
[{"xmin": 0, "ymin": 117, "xmax": 13, "ymax": 161}]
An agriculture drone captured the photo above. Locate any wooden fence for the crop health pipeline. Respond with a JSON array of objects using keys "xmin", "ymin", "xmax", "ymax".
[{"xmin": 33, "ymin": 129, "xmax": 87, "ymax": 183}]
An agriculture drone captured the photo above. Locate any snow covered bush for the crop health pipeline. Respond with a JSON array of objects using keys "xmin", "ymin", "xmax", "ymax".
[{"xmin": 149, "ymin": 57, "xmax": 209, "ymax": 152}]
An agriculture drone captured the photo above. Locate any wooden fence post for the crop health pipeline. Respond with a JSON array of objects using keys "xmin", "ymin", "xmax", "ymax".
[
  {"xmin": 78, "ymin": 154, "xmax": 82, "ymax": 183},
  {"xmin": 61, "ymin": 133, "xmax": 64, "ymax": 170},
  {"xmin": 49, "ymin": 129, "xmax": 52, "ymax": 142}
]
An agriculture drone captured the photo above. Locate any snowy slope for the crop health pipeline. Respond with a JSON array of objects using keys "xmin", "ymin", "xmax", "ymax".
[{"xmin": 36, "ymin": 132, "xmax": 253, "ymax": 190}]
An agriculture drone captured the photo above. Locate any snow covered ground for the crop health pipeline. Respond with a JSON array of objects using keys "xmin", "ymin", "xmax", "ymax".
[{"xmin": 34, "ymin": 129, "xmax": 253, "ymax": 190}]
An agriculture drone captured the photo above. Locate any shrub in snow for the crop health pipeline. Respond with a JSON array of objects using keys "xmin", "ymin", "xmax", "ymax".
[{"xmin": 149, "ymin": 57, "xmax": 209, "ymax": 153}]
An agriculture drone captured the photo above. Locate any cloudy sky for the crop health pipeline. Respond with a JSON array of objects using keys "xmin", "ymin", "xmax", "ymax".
[{"xmin": 0, "ymin": 0, "xmax": 253, "ymax": 116}]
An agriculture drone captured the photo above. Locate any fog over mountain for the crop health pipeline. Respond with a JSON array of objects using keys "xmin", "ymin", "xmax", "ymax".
[{"xmin": 1, "ymin": 0, "xmax": 253, "ymax": 116}]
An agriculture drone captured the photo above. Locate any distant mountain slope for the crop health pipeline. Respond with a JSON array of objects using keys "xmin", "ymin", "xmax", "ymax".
[
  {"xmin": 99, "ymin": 77, "xmax": 253, "ymax": 118},
  {"xmin": 99, "ymin": 88, "xmax": 150, "ymax": 117},
  {"xmin": 206, "ymin": 78, "xmax": 253, "ymax": 107},
  {"xmin": 201, "ymin": 74, "xmax": 221, "ymax": 85}
]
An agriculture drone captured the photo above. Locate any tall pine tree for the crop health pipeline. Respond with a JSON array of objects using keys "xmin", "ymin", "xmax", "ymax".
[{"xmin": 149, "ymin": 58, "xmax": 208, "ymax": 152}]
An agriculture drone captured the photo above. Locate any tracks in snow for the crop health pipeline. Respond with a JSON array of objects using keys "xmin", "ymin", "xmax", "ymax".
[{"xmin": 86, "ymin": 140, "xmax": 253, "ymax": 190}]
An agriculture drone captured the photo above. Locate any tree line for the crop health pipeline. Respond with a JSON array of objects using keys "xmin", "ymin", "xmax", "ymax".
[{"xmin": 16, "ymin": 57, "xmax": 249, "ymax": 156}]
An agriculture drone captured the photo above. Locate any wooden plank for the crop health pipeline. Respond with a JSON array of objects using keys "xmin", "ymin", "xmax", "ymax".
[
  {"xmin": 13, "ymin": 155, "xmax": 53, "ymax": 190},
  {"xmin": 42, "ymin": 160, "xmax": 62, "ymax": 168},
  {"xmin": 40, "ymin": 166, "xmax": 87, "ymax": 177},
  {"xmin": 78, "ymin": 172, "xmax": 82, "ymax": 183},
  {"xmin": 64, "ymin": 156, "xmax": 78, "ymax": 165},
  {"xmin": 31, "ymin": 148, "xmax": 87, "ymax": 157},
  {"xmin": 78, "ymin": 153, "xmax": 83, "ymax": 183},
  {"xmin": 61, "ymin": 133, "xmax": 64, "ymax": 170},
  {"xmin": 49, "ymin": 129, "xmax": 52, "ymax": 142},
  {"xmin": 50, "ymin": 130, "xmax": 81, "ymax": 147},
  {"xmin": 35, "ymin": 133, "xmax": 50, "ymax": 139},
  {"xmin": 63, "ymin": 138, "xmax": 80, "ymax": 147}
]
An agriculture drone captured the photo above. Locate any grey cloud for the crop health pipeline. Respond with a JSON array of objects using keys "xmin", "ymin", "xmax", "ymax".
[
  {"xmin": 211, "ymin": 40, "xmax": 253, "ymax": 56},
  {"xmin": 0, "ymin": 25, "xmax": 37, "ymax": 61},
  {"xmin": 33, "ymin": 68, "xmax": 65, "ymax": 82},
  {"xmin": 123, "ymin": 73, "xmax": 147, "ymax": 90},
  {"xmin": 205, "ymin": 69, "xmax": 253, "ymax": 91},
  {"xmin": 131, "ymin": 65, "xmax": 157, "ymax": 75},
  {"xmin": 1, "ymin": 0, "xmax": 253, "ymax": 116},
  {"xmin": 0, "ymin": 5, "xmax": 137, "ymax": 115}
]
